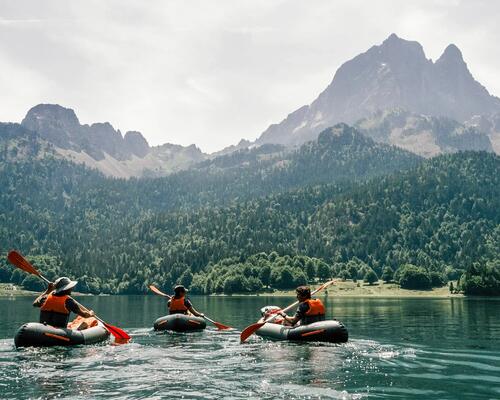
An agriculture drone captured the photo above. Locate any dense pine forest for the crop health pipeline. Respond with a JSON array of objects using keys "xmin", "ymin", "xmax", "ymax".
[{"xmin": 0, "ymin": 124, "xmax": 498, "ymax": 295}]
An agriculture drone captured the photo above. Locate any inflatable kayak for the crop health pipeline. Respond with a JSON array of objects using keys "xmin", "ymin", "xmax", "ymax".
[
  {"xmin": 255, "ymin": 306, "xmax": 348, "ymax": 343},
  {"xmin": 255, "ymin": 320, "xmax": 348, "ymax": 343},
  {"xmin": 154, "ymin": 314, "xmax": 207, "ymax": 332},
  {"xmin": 15, "ymin": 317, "xmax": 109, "ymax": 348}
]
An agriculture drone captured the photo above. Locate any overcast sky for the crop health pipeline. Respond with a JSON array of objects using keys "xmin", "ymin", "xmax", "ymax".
[{"xmin": 1, "ymin": 0, "xmax": 499, "ymax": 153}]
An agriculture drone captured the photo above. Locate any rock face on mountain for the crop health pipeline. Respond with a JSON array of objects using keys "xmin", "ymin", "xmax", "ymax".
[
  {"xmin": 21, "ymin": 104, "xmax": 148, "ymax": 161},
  {"xmin": 124, "ymin": 131, "xmax": 150, "ymax": 158},
  {"xmin": 464, "ymin": 113, "xmax": 500, "ymax": 153},
  {"xmin": 356, "ymin": 109, "xmax": 493, "ymax": 158},
  {"xmin": 256, "ymin": 34, "xmax": 500, "ymax": 152},
  {"xmin": 18, "ymin": 104, "xmax": 207, "ymax": 177}
]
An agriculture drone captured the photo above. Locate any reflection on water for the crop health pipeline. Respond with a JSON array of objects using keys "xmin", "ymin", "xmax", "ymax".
[{"xmin": 0, "ymin": 296, "xmax": 499, "ymax": 399}]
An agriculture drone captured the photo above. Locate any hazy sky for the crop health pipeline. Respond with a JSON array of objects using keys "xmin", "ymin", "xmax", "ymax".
[{"xmin": 1, "ymin": 0, "xmax": 499, "ymax": 152}]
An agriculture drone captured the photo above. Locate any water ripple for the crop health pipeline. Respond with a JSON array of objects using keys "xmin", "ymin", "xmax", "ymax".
[{"xmin": 1, "ymin": 296, "xmax": 500, "ymax": 399}]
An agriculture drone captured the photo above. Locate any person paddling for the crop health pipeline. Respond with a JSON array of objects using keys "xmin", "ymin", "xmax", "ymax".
[
  {"xmin": 168, "ymin": 285, "xmax": 204, "ymax": 317},
  {"xmin": 33, "ymin": 277, "xmax": 95, "ymax": 328},
  {"xmin": 278, "ymin": 285, "xmax": 326, "ymax": 326}
]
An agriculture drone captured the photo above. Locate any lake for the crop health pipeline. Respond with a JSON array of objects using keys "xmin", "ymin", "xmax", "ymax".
[{"xmin": 1, "ymin": 295, "xmax": 499, "ymax": 399}]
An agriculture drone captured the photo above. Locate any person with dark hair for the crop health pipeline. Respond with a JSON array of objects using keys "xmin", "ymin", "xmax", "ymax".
[
  {"xmin": 168, "ymin": 285, "xmax": 204, "ymax": 317},
  {"xmin": 279, "ymin": 285, "xmax": 326, "ymax": 326},
  {"xmin": 33, "ymin": 277, "xmax": 95, "ymax": 328}
]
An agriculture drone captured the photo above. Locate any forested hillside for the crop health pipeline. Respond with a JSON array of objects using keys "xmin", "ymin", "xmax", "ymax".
[
  {"xmin": 0, "ymin": 124, "xmax": 420, "ymax": 260},
  {"xmin": 124, "ymin": 152, "xmax": 500, "ymax": 295},
  {"xmin": 0, "ymin": 123, "xmax": 420, "ymax": 211},
  {"xmin": 0, "ymin": 123, "xmax": 498, "ymax": 295}
]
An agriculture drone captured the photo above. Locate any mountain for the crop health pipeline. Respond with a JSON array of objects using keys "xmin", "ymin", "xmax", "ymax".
[
  {"xmin": 355, "ymin": 109, "xmax": 493, "ymax": 157},
  {"xmin": 18, "ymin": 104, "xmax": 206, "ymax": 178},
  {"xmin": 1, "ymin": 114, "xmax": 496, "ymax": 294},
  {"xmin": 465, "ymin": 112, "xmax": 500, "ymax": 153},
  {"xmin": 0, "ymin": 123, "xmax": 421, "ymax": 220},
  {"xmin": 137, "ymin": 151, "xmax": 499, "ymax": 295},
  {"xmin": 256, "ymin": 34, "xmax": 500, "ymax": 153},
  {"xmin": 188, "ymin": 123, "xmax": 421, "ymax": 199},
  {"xmin": 0, "ymin": 122, "xmax": 56, "ymax": 161},
  {"xmin": 0, "ymin": 121, "xmax": 422, "ymax": 293}
]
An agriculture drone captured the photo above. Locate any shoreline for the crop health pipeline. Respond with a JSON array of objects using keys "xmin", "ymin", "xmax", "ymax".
[
  {"xmin": 0, "ymin": 284, "xmax": 90, "ymax": 297},
  {"xmin": 3, "ymin": 281, "xmax": 491, "ymax": 299},
  {"xmin": 211, "ymin": 281, "xmax": 464, "ymax": 298},
  {"xmin": 0, "ymin": 284, "xmax": 38, "ymax": 297}
]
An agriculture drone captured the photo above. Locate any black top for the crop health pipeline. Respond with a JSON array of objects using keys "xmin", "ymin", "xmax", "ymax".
[
  {"xmin": 294, "ymin": 302, "xmax": 310, "ymax": 321},
  {"xmin": 294, "ymin": 300, "xmax": 325, "ymax": 325}
]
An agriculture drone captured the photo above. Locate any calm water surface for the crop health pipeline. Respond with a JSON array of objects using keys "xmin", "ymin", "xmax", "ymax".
[{"xmin": 1, "ymin": 295, "xmax": 499, "ymax": 399}]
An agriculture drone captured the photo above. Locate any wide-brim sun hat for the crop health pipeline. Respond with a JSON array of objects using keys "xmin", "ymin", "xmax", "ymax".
[
  {"xmin": 54, "ymin": 277, "xmax": 78, "ymax": 294},
  {"xmin": 174, "ymin": 284, "xmax": 188, "ymax": 292}
]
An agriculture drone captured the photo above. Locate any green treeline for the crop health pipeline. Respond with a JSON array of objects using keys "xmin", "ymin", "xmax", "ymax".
[
  {"xmin": 0, "ymin": 123, "xmax": 498, "ymax": 295},
  {"xmin": 138, "ymin": 152, "xmax": 500, "ymax": 296}
]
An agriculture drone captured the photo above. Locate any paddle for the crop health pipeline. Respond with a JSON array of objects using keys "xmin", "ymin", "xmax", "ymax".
[
  {"xmin": 239, "ymin": 279, "xmax": 336, "ymax": 343},
  {"xmin": 149, "ymin": 284, "xmax": 232, "ymax": 330},
  {"xmin": 7, "ymin": 250, "xmax": 131, "ymax": 342}
]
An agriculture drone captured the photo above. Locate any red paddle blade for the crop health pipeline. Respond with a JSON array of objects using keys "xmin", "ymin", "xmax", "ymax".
[
  {"xmin": 102, "ymin": 322, "xmax": 131, "ymax": 342},
  {"xmin": 149, "ymin": 285, "xmax": 170, "ymax": 298},
  {"xmin": 7, "ymin": 250, "xmax": 40, "ymax": 276},
  {"xmin": 240, "ymin": 322, "xmax": 265, "ymax": 343},
  {"xmin": 213, "ymin": 321, "xmax": 232, "ymax": 330}
]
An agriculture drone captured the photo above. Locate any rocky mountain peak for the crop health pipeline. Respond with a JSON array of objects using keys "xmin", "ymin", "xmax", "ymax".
[
  {"xmin": 23, "ymin": 104, "xmax": 80, "ymax": 127},
  {"xmin": 22, "ymin": 104, "xmax": 81, "ymax": 148},
  {"xmin": 437, "ymin": 44, "xmax": 464, "ymax": 65},
  {"xmin": 14, "ymin": 103, "xmax": 209, "ymax": 177},
  {"xmin": 124, "ymin": 131, "xmax": 150, "ymax": 158},
  {"xmin": 256, "ymin": 34, "xmax": 500, "ymax": 151},
  {"xmin": 379, "ymin": 33, "xmax": 427, "ymax": 62}
]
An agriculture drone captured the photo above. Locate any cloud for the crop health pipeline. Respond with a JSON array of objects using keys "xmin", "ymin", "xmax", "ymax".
[{"xmin": 0, "ymin": 0, "xmax": 499, "ymax": 152}]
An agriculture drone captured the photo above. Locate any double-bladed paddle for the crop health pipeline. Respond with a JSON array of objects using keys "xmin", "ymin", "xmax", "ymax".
[
  {"xmin": 239, "ymin": 279, "xmax": 336, "ymax": 343},
  {"xmin": 149, "ymin": 284, "xmax": 232, "ymax": 330},
  {"xmin": 7, "ymin": 250, "xmax": 131, "ymax": 343}
]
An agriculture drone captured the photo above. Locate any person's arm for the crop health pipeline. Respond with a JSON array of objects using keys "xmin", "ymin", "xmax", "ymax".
[
  {"xmin": 186, "ymin": 299, "xmax": 204, "ymax": 317},
  {"xmin": 67, "ymin": 297, "xmax": 95, "ymax": 318},
  {"xmin": 281, "ymin": 313, "xmax": 300, "ymax": 326},
  {"xmin": 33, "ymin": 283, "xmax": 55, "ymax": 307},
  {"xmin": 280, "ymin": 303, "xmax": 308, "ymax": 326}
]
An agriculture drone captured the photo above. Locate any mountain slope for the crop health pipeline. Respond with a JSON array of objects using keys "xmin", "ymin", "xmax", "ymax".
[
  {"xmin": 0, "ymin": 122, "xmax": 421, "ymax": 290},
  {"xmin": 0, "ymin": 123, "xmax": 421, "ymax": 220},
  {"xmin": 88, "ymin": 151, "xmax": 500, "ymax": 293},
  {"xmin": 186, "ymin": 123, "xmax": 421, "ymax": 200},
  {"xmin": 356, "ymin": 109, "xmax": 493, "ymax": 157},
  {"xmin": 1, "ymin": 141, "xmax": 496, "ymax": 294},
  {"xmin": 19, "ymin": 104, "xmax": 207, "ymax": 178},
  {"xmin": 465, "ymin": 112, "xmax": 500, "ymax": 153},
  {"xmin": 256, "ymin": 34, "xmax": 499, "ymax": 152}
]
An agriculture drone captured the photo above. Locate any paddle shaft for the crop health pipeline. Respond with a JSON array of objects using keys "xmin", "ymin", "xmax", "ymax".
[{"xmin": 203, "ymin": 316, "xmax": 219, "ymax": 325}]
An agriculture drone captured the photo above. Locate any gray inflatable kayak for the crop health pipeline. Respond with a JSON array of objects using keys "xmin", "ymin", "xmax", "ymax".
[
  {"xmin": 256, "ymin": 320, "xmax": 348, "ymax": 343},
  {"xmin": 15, "ymin": 322, "xmax": 109, "ymax": 348},
  {"xmin": 153, "ymin": 314, "xmax": 207, "ymax": 332}
]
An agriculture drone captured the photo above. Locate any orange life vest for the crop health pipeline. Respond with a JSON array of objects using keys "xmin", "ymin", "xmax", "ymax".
[
  {"xmin": 169, "ymin": 296, "xmax": 188, "ymax": 314},
  {"xmin": 304, "ymin": 298, "xmax": 325, "ymax": 317},
  {"xmin": 40, "ymin": 293, "xmax": 70, "ymax": 314}
]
